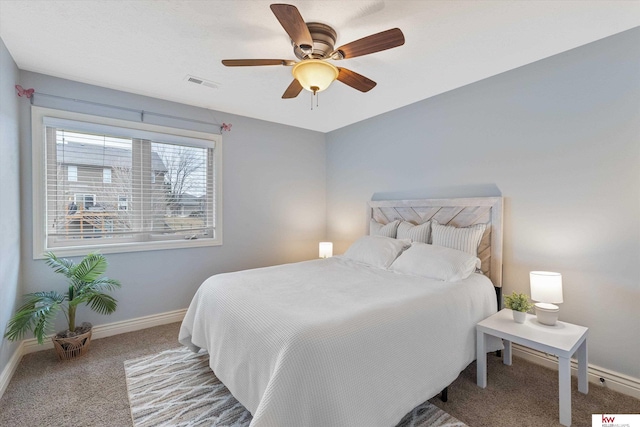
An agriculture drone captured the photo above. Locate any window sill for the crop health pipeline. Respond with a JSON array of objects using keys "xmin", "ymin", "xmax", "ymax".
[{"xmin": 34, "ymin": 237, "xmax": 222, "ymax": 259}]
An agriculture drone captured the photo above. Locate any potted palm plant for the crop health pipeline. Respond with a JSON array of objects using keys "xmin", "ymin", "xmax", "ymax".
[
  {"xmin": 4, "ymin": 252, "xmax": 120, "ymax": 360},
  {"xmin": 504, "ymin": 291, "xmax": 534, "ymax": 323}
]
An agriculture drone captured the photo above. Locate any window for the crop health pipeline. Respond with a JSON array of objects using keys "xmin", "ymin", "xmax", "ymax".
[
  {"xmin": 68, "ymin": 165, "xmax": 77, "ymax": 182},
  {"xmin": 32, "ymin": 106, "xmax": 222, "ymax": 258},
  {"xmin": 74, "ymin": 194, "xmax": 96, "ymax": 210},
  {"xmin": 118, "ymin": 195, "xmax": 128, "ymax": 211}
]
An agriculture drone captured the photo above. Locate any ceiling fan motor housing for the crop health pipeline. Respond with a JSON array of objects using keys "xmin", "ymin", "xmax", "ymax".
[{"xmin": 293, "ymin": 22, "xmax": 338, "ymax": 59}]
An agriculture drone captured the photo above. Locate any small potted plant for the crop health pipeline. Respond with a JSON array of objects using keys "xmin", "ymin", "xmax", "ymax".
[
  {"xmin": 503, "ymin": 291, "xmax": 533, "ymax": 323},
  {"xmin": 4, "ymin": 252, "xmax": 120, "ymax": 360}
]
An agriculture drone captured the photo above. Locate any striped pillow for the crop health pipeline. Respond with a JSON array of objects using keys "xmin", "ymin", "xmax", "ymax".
[
  {"xmin": 396, "ymin": 221, "xmax": 431, "ymax": 243},
  {"xmin": 431, "ymin": 220, "xmax": 486, "ymax": 257},
  {"xmin": 369, "ymin": 219, "xmax": 400, "ymax": 238}
]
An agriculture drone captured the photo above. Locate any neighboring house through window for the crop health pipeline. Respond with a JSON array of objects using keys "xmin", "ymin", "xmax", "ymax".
[{"xmin": 32, "ymin": 106, "xmax": 223, "ymax": 258}]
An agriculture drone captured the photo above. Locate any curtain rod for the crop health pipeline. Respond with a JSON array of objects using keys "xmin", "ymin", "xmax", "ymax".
[{"xmin": 29, "ymin": 91, "xmax": 229, "ymax": 134}]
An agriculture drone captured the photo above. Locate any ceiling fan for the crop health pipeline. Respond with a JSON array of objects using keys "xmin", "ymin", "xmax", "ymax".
[{"xmin": 222, "ymin": 3, "xmax": 405, "ymax": 99}]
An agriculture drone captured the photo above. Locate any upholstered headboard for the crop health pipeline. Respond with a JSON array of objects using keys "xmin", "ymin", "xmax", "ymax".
[{"xmin": 368, "ymin": 197, "xmax": 503, "ymax": 288}]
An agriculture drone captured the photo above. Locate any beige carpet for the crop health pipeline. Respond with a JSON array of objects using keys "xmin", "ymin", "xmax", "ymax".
[{"xmin": 124, "ymin": 346, "xmax": 467, "ymax": 427}]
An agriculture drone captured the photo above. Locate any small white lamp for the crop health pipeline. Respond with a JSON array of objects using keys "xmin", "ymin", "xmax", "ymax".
[
  {"xmin": 530, "ymin": 271, "xmax": 563, "ymax": 326},
  {"xmin": 319, "ymin": 242, "xmax": 333, "ymax": 259}
]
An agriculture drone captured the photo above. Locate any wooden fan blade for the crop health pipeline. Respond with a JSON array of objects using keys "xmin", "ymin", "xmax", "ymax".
[
  {"xmin": 333, "ymin": 28, "xmax": 405, "ymax": 59},
  {"xmin": 337, "ymin": 68, "xmax": 377, "ymax": 92},
  {"xmin": 270, "ymin": 4, "xmax": 313, "ymax": 51},
  {"xmin": 222, "ymin": 59, "xmax": 295, "ymax": 67},
  {"xmin": 282, "ymin": 79, "xmax": 303, "ymax": 99}
]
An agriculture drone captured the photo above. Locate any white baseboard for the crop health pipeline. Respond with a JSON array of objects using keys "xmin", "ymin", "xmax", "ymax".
[
  {"xmin": 512, "ymin": 343, "xmax": 640, "ymax": 399},
  {"xmin": 21, "ymin": 308, "xmax": 187, "ymax": 355},
  {"xmin": 0, "ymin": 341, "xmax": 24, "ymax": 399},
  {"xmin": 0, "ymin": 308, "xmax": 187, "ymax": 399}
]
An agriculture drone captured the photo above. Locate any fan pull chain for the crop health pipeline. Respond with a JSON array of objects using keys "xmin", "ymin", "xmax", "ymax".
[{"xmin": 310, "ymin": 91, "xmax": 320, "ymax": 110}]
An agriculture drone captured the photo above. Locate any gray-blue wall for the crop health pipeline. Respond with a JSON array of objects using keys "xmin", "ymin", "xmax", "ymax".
[
  {"xmin": 0, "ymin": 38, "xmax": 21, "ymax": 378},
  {"xmin": 16, "ymin": 71, "xmax": 326, "ymax": 332},
  {"xmin": 2, "ymin": 27, "xmax": 639, "ymax": 384},
  {"xmin": 326, "ymin": 28, "xmax": 640, "ymax": 379}
]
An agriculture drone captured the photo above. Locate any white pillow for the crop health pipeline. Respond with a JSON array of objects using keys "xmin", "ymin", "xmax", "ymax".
[
  {"xmin": 369, "ymin": 219, "xmax": 400, "ymax": 238},
  {"xmin": 431, "ymin": 220, "xmax": 486, "ymax": 257},
  {"xmin": 343, "ymin": 235, "xmax": 410, "ymax": 269},
  {"xmin": 390, "ymin": 242, "xmax": 480, "ymax": 282},
  {"xmin": 396, "ymin": 221, "xmax": 431, "ymax": 243}
]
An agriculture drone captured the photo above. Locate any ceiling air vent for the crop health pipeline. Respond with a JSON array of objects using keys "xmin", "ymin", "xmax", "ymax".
[{"xmin": 185, "ymin": 75, "xmax": 218, "ymax": 89}]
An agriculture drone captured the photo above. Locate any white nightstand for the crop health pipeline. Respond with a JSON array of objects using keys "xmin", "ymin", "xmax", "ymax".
[{"xmin": 476, "ymin": 309, "xmax": 588, "ymax": 427}]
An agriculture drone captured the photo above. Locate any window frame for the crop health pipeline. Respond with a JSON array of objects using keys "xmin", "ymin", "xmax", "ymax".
[{"xmin": 32, "ymin": 106, "xmax": 223, "ymax": 259}]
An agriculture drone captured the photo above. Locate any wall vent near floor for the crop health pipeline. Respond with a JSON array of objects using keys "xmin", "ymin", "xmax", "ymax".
[{"xmin": 185, "ymin": 75, "xmax": 218, "ymax": 89}]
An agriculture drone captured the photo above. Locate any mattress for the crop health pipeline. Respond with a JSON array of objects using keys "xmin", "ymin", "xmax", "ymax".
[{"xmin": 179, "ymin": 256, "xmax": 500, "ymax": 427}]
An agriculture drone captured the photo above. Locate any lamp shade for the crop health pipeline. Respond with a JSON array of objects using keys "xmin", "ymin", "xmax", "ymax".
[
  {"xmin": 319, "ymin": 242, "xmax": 333, "ymax": 259},
  {"xmin": 292, "ymin": 60, "xmax": 339, "ymax": 94},
  {"xmin": 530, "ymin": 271, "xmax": 563, "ymax": 304}
]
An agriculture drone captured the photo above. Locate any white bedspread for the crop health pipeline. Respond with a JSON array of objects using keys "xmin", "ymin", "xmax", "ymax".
[{"xmin": 179, "ymin": 257, "xmax": 499, "ymax": 427}]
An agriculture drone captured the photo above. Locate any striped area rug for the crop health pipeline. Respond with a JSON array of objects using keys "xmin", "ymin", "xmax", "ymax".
[{"xmin": 124, "ymin": 347, "xmax": 467, "ymax": 427}]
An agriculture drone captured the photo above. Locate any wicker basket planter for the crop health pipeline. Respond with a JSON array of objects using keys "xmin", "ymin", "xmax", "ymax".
[{"xmin": 52, "ymin": 328, "xmax": 92, "ymax": 361}]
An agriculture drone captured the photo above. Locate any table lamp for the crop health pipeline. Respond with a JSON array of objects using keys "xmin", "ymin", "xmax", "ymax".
[
  {"xmin": 319, "ymin": 242, "xmax": 333, "ymax": 259},
  {"xmin": 530, "ymin": 271, "xmax": 563, "ymax": 326}
]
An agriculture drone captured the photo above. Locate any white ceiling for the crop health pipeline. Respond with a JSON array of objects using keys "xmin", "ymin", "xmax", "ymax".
[{"xmin": 1, "ymin": 1, "xmax": 638, "ymax": 133}]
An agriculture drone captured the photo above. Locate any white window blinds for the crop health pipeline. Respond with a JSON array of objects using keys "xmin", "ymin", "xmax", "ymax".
[{"xmin": 36, "ymin": 111, "xmax": 221, "ymax": 255}]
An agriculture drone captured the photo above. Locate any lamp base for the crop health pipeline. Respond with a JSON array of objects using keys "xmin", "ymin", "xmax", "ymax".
[{"xmin": 535, "ymin": 303, "xmax": 559, "ymax": 326}]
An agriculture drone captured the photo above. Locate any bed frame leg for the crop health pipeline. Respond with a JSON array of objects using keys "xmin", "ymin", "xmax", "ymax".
[{"xmin": 440, "ymin": 387, "xmax": 448, "ymax": 402}]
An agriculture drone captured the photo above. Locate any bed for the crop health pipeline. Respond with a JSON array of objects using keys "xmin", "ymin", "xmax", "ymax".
[{"xmin": 179, "ymin": 197, "xmax": 503, "ymax": 427}]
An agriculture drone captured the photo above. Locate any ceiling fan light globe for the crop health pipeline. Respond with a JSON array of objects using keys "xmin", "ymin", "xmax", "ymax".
[{"xmin": 292, "ymin": 60, "xmax": 339, "ymax": 93}]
